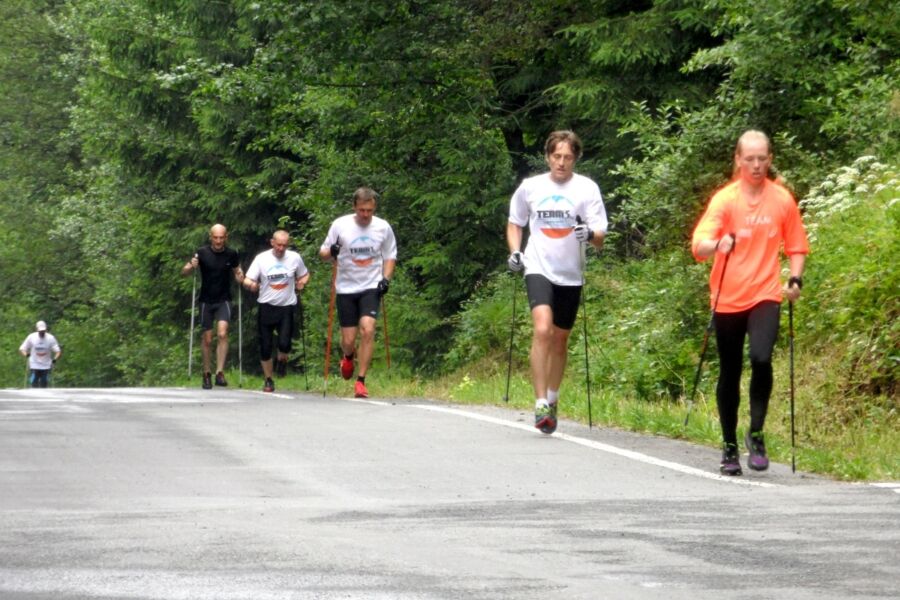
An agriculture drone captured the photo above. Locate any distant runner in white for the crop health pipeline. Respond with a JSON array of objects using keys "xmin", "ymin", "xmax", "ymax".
[
  {"xmin": 243, "ymin": 230, "xmax": 310, "ymax": 393},
  {"xmin": 19, "ymin": 320, "xmax": 62, "ymax": 388},
  {"xmin": 319, "ymin": 187, "xmax": 397, "ymax": 399},
  {"xmin": 507, "ymin": 130, "xmax": 607, "ymax": 434}
]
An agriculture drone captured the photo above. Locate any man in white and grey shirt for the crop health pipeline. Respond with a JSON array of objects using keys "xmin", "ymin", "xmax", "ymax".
[
  {"xmin": 507, "ymin": 130, "xmax": 607, "ymax": 434},
  {"xmin": 244, "ymin": 230, "xmax": 310, "ymax": 393},
  {"xmin": 319, "ymin": 187, "xmax": 397, "ymax": 399}
]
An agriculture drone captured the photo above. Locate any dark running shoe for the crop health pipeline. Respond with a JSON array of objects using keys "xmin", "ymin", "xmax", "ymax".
[
  {"xmin": 746, "ymin": 430, "xmax": 770, "ymax": 471},
  {"xmin": 263, "ymin": 377, "xmax": 275, "ymax": 393},
  {"xmin": 275, "ymin": 359, "xmax": 287, "ymax": 378},
  {"xmin": 535, "ymin": 403, "xmax": 557, "ymax": 434},
  {"xmin": 354, "ymin": 380, "xmax": 368, "ymax": 398},
  {"xmin": 720, "ymin": 443, "xmax": 743, "ymax": 476},
  {"xmin": 202, "ymin": 372, "xmax": 212, "ymax": 390},
  {"xmin": 340, "ymin": 356, "xmax": 354, "ymax": 380},
  {"xmin": 215, "ymin": 372, "xmax": 227, "ymax": 387}
]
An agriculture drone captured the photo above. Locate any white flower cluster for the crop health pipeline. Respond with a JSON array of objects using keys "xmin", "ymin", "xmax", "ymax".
[
  {"xmin": 154, "ymin": 59, "xmax": 234, "ymax": 90},
  {"xmin": 800, "ymin": 156, "xmax": 898, "ymax": 243}
]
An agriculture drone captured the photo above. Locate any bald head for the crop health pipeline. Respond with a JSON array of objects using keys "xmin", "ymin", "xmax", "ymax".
[
  {"xmin": 209, "ymin": 224, "xmax": 228, "ymax": 251},
  {"xmin": 271, "ymin": 230, "xmax": 290, "ymax": 258}
]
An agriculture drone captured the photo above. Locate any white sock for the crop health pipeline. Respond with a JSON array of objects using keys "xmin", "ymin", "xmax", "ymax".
[
  {"xmin": 547, "ymin": 389, "xmax": 559, "ymax": 405},
  {"xmin": 535, "ymin": 398, "xmax": 549, "ymax": 410}
]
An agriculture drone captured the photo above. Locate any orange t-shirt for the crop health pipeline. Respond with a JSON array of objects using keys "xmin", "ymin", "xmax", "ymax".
[{"xmin": 691, "ymin": 179, "xmax": 809, "ymax": 313}]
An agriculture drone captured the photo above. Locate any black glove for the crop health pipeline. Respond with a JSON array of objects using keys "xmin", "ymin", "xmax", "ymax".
[
  {"xmin": 330, "ymin": 243, "xmax": 341, "ymax": 259},
  {"xmin": 377, "ymin": 278, "xmax": 390, "ymax": 296}
]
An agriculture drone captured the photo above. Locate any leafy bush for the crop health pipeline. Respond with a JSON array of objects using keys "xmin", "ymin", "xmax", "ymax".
[
  {"xmin": 445, "ymin": 250, "xmax": 715, "ymax": 402},
  {"xmin": 800, "ymin": 156, "xmax": 899, "ymax": 401},
  {"xmin": 444, "ymin": 270, "xmax": 528, "ymax": 372}
]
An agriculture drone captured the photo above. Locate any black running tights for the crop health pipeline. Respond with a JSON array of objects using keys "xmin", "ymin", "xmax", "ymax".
[
  {"xmin": 713, "ymin": 301, "xmax": 780, "ymax": 446},
  {"xmin": 257, "ymin": 303, "xmax": 295, "ymax": 361}
]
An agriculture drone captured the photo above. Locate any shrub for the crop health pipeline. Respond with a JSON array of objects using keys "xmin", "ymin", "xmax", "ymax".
[{"xmin": 800, "ymin": 156, "xmax": 899, "ymax": 401}]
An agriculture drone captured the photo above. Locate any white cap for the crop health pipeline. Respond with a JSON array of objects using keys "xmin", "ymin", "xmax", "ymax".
[{"xmin": 36, "ymin": 321, "xmax": 47, "ymax": 332}]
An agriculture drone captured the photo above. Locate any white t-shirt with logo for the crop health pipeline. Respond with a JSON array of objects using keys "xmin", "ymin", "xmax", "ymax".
[
  {"xmin": 508, "ymin": 172, "xmax": 608, "ymax": 286},
  {"xmin": 245, "ymin": 249, "xmax": 309, "ymax": 307},
  {"xmin": 321, "ymin": 215, "xmax": 398, "ymax": 294},
  {"xmin": 20, "ymin": 332, "xmax": 61, "ymax": 370}
]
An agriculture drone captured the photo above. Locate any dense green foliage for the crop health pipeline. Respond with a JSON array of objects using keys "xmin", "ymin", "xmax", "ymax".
[
  {"xmin": 800, "ymin": 157, "xmax": 898, "ymax": 400},
  {"xmin": 0, "ymin": 0, "xmax": 896, "ymax": 476}
]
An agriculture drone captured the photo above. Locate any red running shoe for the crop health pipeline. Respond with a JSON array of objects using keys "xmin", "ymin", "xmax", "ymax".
[
  {"xmin": 354, "ymin": 380, "xmax": 368, "ymax": 398},
  {"xmin": 340, "ymin": 356, "xmax": 354, "ymax": 380}
]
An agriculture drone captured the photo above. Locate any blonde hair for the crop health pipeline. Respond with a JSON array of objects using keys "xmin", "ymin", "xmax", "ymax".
[
  {"xmin": 732, "ymin": 130, "xmax": 774, "ymax": 179},
  {"xmin": 734, "ymin": 130, "xmax": 771, "ymax": 156}
]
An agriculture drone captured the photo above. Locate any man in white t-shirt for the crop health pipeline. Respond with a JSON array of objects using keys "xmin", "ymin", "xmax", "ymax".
[
  {"xmin": 19, "ymin": 320, "xmax": 62, "ymax": 388},
  {"xmin": 319, "ymin": 187, "xmax": 397, "ymax": 398},
  {"xmin": 507, "ymin": 130, "xmax": 607, "ymax": 434},
  {"xmin": 243, "ymin": 230, "xmax": 310, "ymax": 393}
]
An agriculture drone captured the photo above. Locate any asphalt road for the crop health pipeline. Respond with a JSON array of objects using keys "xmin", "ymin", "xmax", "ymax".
[{"xmin": 1, "ymin": 386, "xmax": 897, "ymax": 599}]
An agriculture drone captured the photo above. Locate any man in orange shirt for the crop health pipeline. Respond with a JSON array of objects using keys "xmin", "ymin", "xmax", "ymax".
[{"xmin": 692, "ymin": 130, "xmax": 809, "ymax": 475}]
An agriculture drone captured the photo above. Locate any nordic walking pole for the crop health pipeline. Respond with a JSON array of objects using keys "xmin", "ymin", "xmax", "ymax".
[
  {"xmin": 323, "ymin": 260, "xmax": 338, "ymax": 397},
  {"xmin": 503, "ymin": 273, "xmax": 517, "ymax": 403},
  {"xmin": 684, "ymin": 236, "xmax": 734, "ymax": 427},
  {"xmin": 300, "ymin": 299, "xmax": 309, "ymax": 390},
  {"xmin": 789, "ymin": 300, "xmax": 796, "ymax": 473},
  {"xmin": 575, "ymin": 216, "xmax": 593, "ymax": 429},
  {"xmin": 188, "ymin": 265, "xmax": 197, "ymax": 378},
  {"xmin": 580, "ymin": 277, "xmax": 592, "ymax": 429},
  {"xmin": 238, "ymin": 284, "xmax": 243, "ymax": 388},
  {"xmin": 381, "ymin": 296, "xmax": 391, "ymax": 370},
  {"xmin": 24, "ymin": 357, "xmax": 29, "ymax": 388}
]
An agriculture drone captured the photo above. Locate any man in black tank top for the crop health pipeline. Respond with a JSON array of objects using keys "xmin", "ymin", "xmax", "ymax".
[{"xmin": 182, "ymin": 224, "xmax": 245, "ymax": 389}]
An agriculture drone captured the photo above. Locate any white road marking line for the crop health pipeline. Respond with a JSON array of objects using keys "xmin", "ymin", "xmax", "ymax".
[
  {"xmin": 554, "ymin": 430, "xmax": 777, "ymax": 487},
  {"xmin": 347, "ymin": 400, "xmax": 779, "ymax": 488},
  {"xmin": 0, "ymin": 389, "xmax": 243, "ymax": 403},
  {"xmin": 249, "ymin": 391, "xmax": 294, "ymax": 400},
  {"xmin": 343, "ymin": 397, "xmax": 393, "ymax": 406},
  {"xmin": 870, "ymin": 483, "xmax": 900, "ymax": 495},
  {"xmin": 0, "ymin": 405, "xmax": 91, "ymax": 415}
]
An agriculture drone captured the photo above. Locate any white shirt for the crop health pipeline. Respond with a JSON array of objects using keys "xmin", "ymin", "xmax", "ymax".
[
  {"xmin": 321, "ymin": 215, "xmax": 397, "ymax": 294},
  {"xmin": 20, "ymin": 332, "xmax": 61, "ymax": 370},
  {"xmin": 509, "ymin": 172, "xmax": 608, "ymax": 286},
  {"xmin": 245, "ymin": 249, "xmax": 308, "ymax": 307}
]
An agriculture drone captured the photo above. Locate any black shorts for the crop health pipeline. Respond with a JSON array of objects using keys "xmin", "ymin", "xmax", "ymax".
[
  {"xmin": 200, "ymin": 301, "xmax": 232, "ymax": 331},
  {"xmin": 257, "ymin": 303, "xmax": 294, "ymax": 360},
  {"xmin": 525, "ymin": 274, "xmax": 582, "ymax": 330},
  {"xmin": 336, "ymin": 290, "xmax": 381, "ymax": 328}
]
